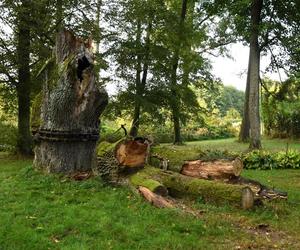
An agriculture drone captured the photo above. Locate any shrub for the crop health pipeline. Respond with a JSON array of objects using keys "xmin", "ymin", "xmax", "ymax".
[
  {"xmin": 243, "ymin": 150, "xmax": 300, "ymax": 170},
  {"xmin": 0, "ymin": 117, "xmax": 17, "ymax": 151}
]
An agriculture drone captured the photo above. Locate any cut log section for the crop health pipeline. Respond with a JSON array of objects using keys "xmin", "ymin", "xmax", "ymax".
[
  {"xmin": 138, "ymin": 187, "xmax": 173, "ymax": 208},
  {"xmin": 114, "ymin": 138, "xmax": 151, "ymax": 168},
  {"xmin": 95, "ymin": 137, "xmax": 152, "ymax": 181},
  {"xmin": 180, "ymin": 158, "xmax": 243, "ymax": 180},
  {"xmin": 130, "ymin": 166, "xmax": 255, "ymax": 208}
]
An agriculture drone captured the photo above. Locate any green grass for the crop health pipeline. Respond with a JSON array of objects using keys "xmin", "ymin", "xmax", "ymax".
[
  {"xmin": 0, "ymin": 158, "xmax": 238, "ymax": 250},
  {"xmin": 1, "ymin": 138, "xmax": 300, "ymax": 249}
]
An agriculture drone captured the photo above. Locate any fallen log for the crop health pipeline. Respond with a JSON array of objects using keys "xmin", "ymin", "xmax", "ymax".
[
  {"xmin": 180, "ymin": 158, "xmax": 243, "ymax": 180},
  {"xmin": 130, "ymin": 166, "xmax": 256, "ymax": 209},
  {"xmin": 138, "ymin": 186, "xmax": 173, "ymax": 208},
  {"xmin": 95, "ymin": 137, "xmax": 151, "ymax": 182},
  {"xmin": 180, "ymin": 158, "xmax": 287, "ymax": 200}
]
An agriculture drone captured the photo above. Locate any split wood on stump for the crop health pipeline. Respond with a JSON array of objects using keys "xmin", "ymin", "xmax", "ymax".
[
  {"xmin": 34, "ymin": 30, "xmax": 108, "ymax": 173},
  {"xmin": 138, "ymin": 186, "xmax": 173, "ymax": 208}
]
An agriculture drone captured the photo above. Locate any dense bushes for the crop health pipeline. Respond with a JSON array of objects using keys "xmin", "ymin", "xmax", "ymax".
[
  {"xmin": 100, "ymin": 120, "xmax": 235, "ymax": 144},
  {"xmin": 0, "ymin": 117, "xmax": 17, "ymax": 151},
  {"xmin": 262, "ymin": 77, "xmax": 300, "ymax": 138},
  {"xmin": 243, "ymin": 150, "xmax": 300, "ymax": 170}
]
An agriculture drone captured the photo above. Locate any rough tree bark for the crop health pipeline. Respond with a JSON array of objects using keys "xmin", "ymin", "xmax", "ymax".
[
  {"xmin": 248, "ymin": 0, "xmax": 263, "ymax": 149},
  {"xmin": 129, "ymin": 20, "xmax": 152, "ymax": 137},
  {"xmin": 129, "ymin": 20, "xmax": 142, "ymax": 137},
  {"xmin": 16, "ymin": 0, "xmax": 33, "ymax": 155},
  {"xmin": 34, "ymin": 30, "xmax": 108, "ymax": 173},
  {"xmin": 170, "ymin": 0, "xmax": 188, "ymax": 145},
  {"xmin": 239, "ymin": 57, "xmax": 251, "ymax": 142}
]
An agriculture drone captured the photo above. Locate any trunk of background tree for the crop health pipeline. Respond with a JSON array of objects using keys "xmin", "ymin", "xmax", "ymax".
[
  {"xmin": 172, "ymin": 103, "xmax": 182, "ymax": 144},
  {"xmin": 129, "ymin": 20, "xmax": 142, "ymax": 137},
  {"xmin": 130, "ymin": 20, "xmax": 151, "ymax": 137},
  {"xmin": 248, "ymin": 0, "xmax": 263, "ymax": 149},
  {"xmin": 55, "ymin": 0, "xmax": 63, "ymax": 31},
  {"xmin": 16, "ymin": 0, "xmax": 33, "ymax": 155},
  {"xmin": 170, "ymin": 0, "xmax": 188, "ymax": 145},
  {"xmin": 239, "ymin": 58, "xmax": 251, "ymax": 142},
  {"xmin": 34, "ymin": 30, "xmax": 108, "ymax": 173}
]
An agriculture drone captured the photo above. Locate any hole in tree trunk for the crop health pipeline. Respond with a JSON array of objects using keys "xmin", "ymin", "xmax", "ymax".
[{"xmin": 77, "ymin": 56, "xmax": 91, "ymax": 82}]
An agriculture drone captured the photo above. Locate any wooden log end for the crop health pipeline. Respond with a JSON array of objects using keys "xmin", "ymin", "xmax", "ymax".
[
  {"xmin": 232, "ymin": 158, "xmax": 243, "ymax": 176},
  {"xmin": 241, "ymin": 187, "xmax": 254, "ymax": 210}
]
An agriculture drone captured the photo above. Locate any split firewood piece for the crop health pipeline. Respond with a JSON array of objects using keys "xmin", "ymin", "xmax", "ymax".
[
  {"xmin": 180, "ymin": 158, "xmax": 243, "ymax": 180},
  {"xmin": 138, "ymin": 186, "xmax": 173, "ymax": 208},
  {"xmin": 241, "ymin": 187, "xmax": 254, "ymax": 210}
]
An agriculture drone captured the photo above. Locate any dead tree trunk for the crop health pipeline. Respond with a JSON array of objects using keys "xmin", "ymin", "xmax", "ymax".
[{"xmin": 34, "ymin": 30, "xmax": 108, "ymax": 173}]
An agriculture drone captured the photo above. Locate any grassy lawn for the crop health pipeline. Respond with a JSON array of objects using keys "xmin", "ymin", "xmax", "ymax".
[{"xmin": 1, "ymin": 138, "xmax": 300, "ymax": 249}]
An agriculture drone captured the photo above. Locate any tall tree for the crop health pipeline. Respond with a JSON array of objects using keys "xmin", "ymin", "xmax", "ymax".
[
  {"xmin": 16, "ymin": 0, "xmax": 33, "ymax": 154},
  {"xmin": 229, "ymin": 0, "xmax": 300, "ymax": 147},
  {"xmin": 129, "ymin": 20, "xmax": 152, "ymax": 137},
  {"xmin": 169, "ymin": 0, "xmax": 188, "ymax": 144},
  {"xmin": 248, "ymin": 0, "xmax": 263, "ymax": 149}
]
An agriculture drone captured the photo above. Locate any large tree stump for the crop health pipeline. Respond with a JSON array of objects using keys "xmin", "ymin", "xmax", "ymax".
[{"xmin": 34, "ymin": 30, "xmax": 108, "ymax": 173}]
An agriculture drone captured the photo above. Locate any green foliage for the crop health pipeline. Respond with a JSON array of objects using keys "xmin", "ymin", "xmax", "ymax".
[
  {"xmin": 262, "ymin": 77, "xmax": 300, "ymax": 138},
  {"xmin": 215, "ymin": 86, "xmax": 245, "ymax": 117},
  {"xmin": 243, "ymin": 150, "xmax": 300, "ymax": 170},
  {"xmin": 0, "ymin": 116, "xmax": 17, "ymax": 151}
]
